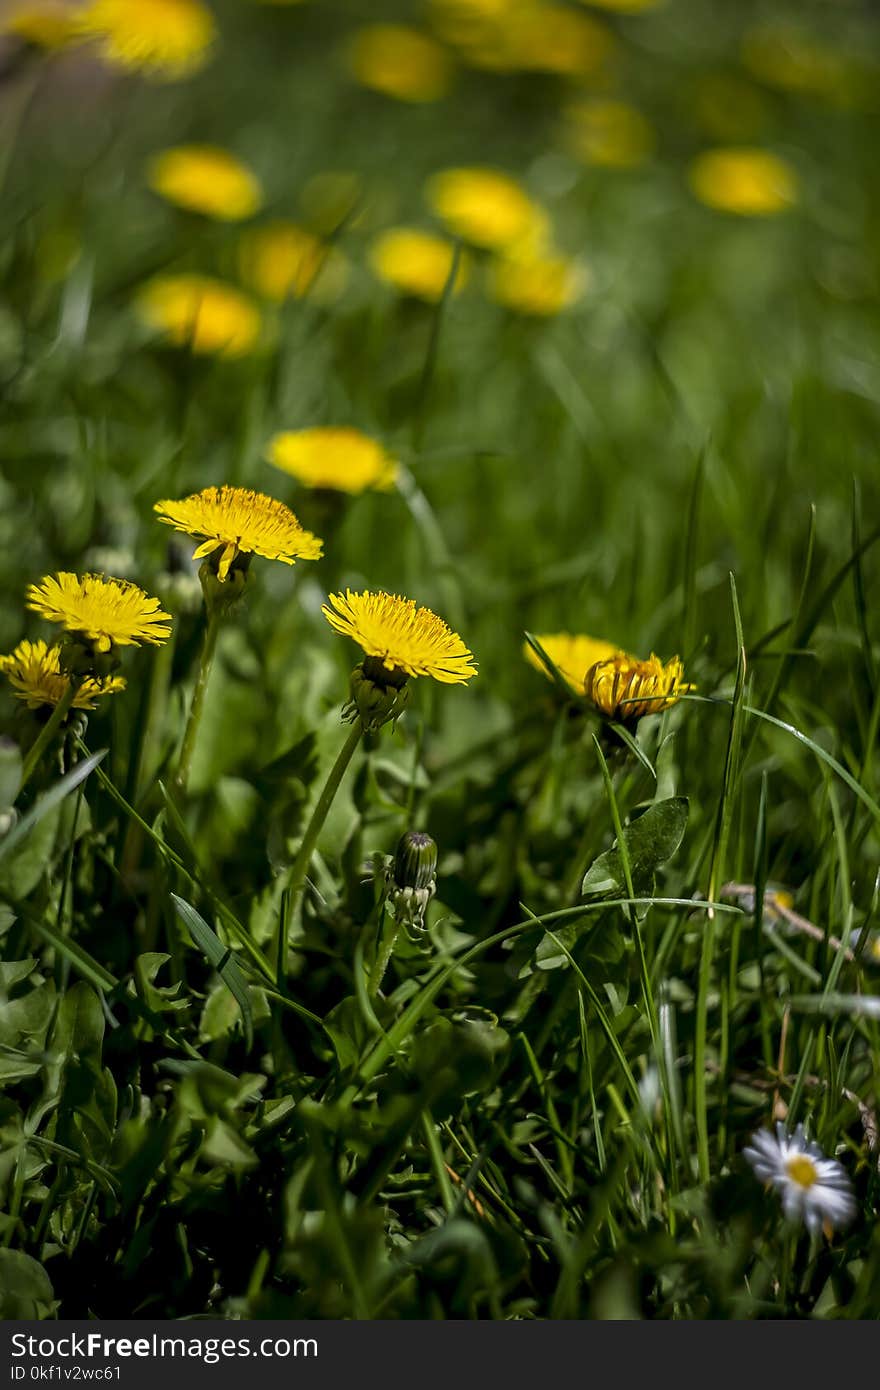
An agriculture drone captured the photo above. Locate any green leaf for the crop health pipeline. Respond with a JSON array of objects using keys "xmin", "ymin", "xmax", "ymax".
[
  {"xmin": 0, "ymin": 1250, "xmax": 56, "ymax": 1318},
  {"xmin": 582, "ymin": 797, "xmax": 689, "ymax": 896},
  {"xmin": 171, "ymin": 893, "xmax": 254, "ymax": 1050}
]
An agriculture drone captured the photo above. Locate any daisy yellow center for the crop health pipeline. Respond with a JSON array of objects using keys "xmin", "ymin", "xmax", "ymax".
[
  {"xmin": 322, "ymin": 589, "xmax": 477, "ymax": 685},
  {"xmin": 154, "ymin": 485, "xmax": 323, "ymax": 581},
  {"xmin": 786, "ymin": 1155, "xmax": 818, "ymax": 1189}
]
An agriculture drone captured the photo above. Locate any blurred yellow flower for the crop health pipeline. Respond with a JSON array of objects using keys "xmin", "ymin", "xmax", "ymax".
[
  {"xmin": 74, "ymin": 0, "xmax": 216, "ymax": 80},
  {"xmin": 369, "ymin": 228, "xmax": 468, "ymax": 303},
  {"xmin": 155, "ymin": 486, "xmax": 323, "ymax": 582},
  {"xmin": 136, "ymin": 275, "xmax": 262, "ymax": 357},
  {"xmin": 429, "ymin": 0, "xmax": 513, "ymax": 48},
  {"xmin": 27, "ymin": 574, "xmax": 172, "ymax": 652},
  {"xmin": 3, "ymin": 1, "xmax": 76, "ymax": 48},
  {"xmin": 1, "ymin": 639, "xmax": 126, "ymax": 710},
  {"xmin": 147, "ymin": 145, "xmax": 262, "ymax": 221},
  {"xmin": 426, "ymin": 167, "xmax": 547, "ymax": 251},
  {"xmin": 577, "ymin": 0, "xmax": 660, "ymax": 11},
  {"xmin": 323, "ymin": 589, "xmax": 477, "ymax": 684},
  {"xmin": 584, "ymin": 650, "xmax": 691, "ymax": 722},
  {"xmin": 501, "ymin": 5, "xmax": 612, "ymax": 77},
  {"xmin": 346, "ymin": 23, "xmax": 453, "ymax": 103},
  {"xmin": 565, "ymin": 99, "xmax": 654, "ymax": 169},
  {"xmin": 489, "ymin": 251, "xmax": 587, "ymax": 316},
  {"xmin": 239, "ymin": 222, "xmax": 348, "ymax": 303},
  {"xmin": 525, "ymin": 633, "xmax": 620, "ymax": 692},
  {"xmin": 742, "ymin": 25, "xmax": 848, "ymax": 97},
  {"xmin": 266, "ymin": 427, "xmax": 399, "ymax": 495},
  {"xmin": 689, "ymin": 147, "xmax": 798, "ymax": 216}
]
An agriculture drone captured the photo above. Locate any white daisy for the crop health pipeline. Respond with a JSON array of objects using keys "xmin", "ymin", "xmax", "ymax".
[{"xmin": 743, "ymin": 1122, "xmax": 856, "ymax": 1236}]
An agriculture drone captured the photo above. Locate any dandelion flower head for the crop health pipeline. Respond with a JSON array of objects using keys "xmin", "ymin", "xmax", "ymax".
[
  {"xmin": 136, "ymin": 275, "xmax": 262, "ymax": 357},
  {"xmin": 147, "ymin": 145, "xmax": 262, "ymax": 221},
  {"xmin": 3, "ymin": 1, "xmax": 77, "ymax": 48},
  {"xmin": 154, "ymin": 485, "xmax": 323, "ymax": 581},
  {"xmin": 266, "ymin": 428, "xmax": 399, "ymax": 495},
  {"xmin": 369, "ymin": 228, "xmax": 468, "ymax": 303},
  {"xmin": 489, "ymin": 250, "xmax": 587, "ymax": 316},
  {"xmin": 347, "ymin": 23, "xmax": 453, "ymax": 103},
  {"xmin": 584, "ymin": 648, "xmax": 691, "ymax": 721},
  {"xmin": 689, "ymin": 147, "xmax": 798, "ymax": 216},
  {"xmin": 27, "ymin": 574, "xmax": 172, "ymax": 652},
  {"xmin": 744, "ymin": 1123, "xmax": 856, "ymax": 1236},
  {"xmin": 525, "ymin": 633, "xmax": 620, "ymax": 693},
  {"xmin": 74, "ymin": 0, "xmax": 216, "ymax": 80},
  {"xmin": 426, "ymin": 167, "xmax": 548, "ymax": 251},
  {"xmin": 0, "ymin": 639, "xmax": 126, "ymax": 710},
  {"xmin": 239, "ymin": 222, "xmax": 348, "ymax": 303},
  {"xmin": 322, "ymin": 589, "xmax": 477, "ymax": 685}
]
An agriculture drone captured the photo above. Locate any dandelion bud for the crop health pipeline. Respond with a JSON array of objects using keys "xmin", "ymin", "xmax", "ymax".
[
  {"xmin": 393, "ymin": 830, "xmax": 438, "ymax": 891},
  {"xmin": 386, "ymin": 829, "xmax": 438, "ymax": 935},
  {"xmin": 343, "ymin": 661, "xmax": 411, "ymax": 733}
]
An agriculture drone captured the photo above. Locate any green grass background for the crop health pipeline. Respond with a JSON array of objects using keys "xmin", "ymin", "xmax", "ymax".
[{"xmin": 1, "ymin": 0, "xmax": 879, "ymax": 1319}]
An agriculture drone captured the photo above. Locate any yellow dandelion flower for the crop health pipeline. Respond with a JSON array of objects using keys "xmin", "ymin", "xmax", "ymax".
[
  {"xmin": 426, "ymin": 167, "xmax": 548, "ymax": 252},
  {"xmin": 146, "ymin": 145, "xmax": 262, "ymax": 221},
  {"xmin": 428, "ymin": 0, "xmax": 513, "ymax": 48},
  {"xmin": 369, "ymin": 228, "xmax": 468, "ymax": 303},
  {"xmin": 502, "ymin": 5, "xmax": 612, "ymax": 77},
  {"xmin": 578, "ymin": 0, "xmax": 659, "ymax": 11},
  {"xmin": 136, "ymin": 275, "xmax": 262, "ymax": 357},
  {"xmin": 346, "ymin": 23, "xmax": 453, "ymax": 103},
  {"xmin": 26, "ymin": 574, "xmax": 172, "ymax": 652},
  {"xmin": 584, "ymin": 650, "xmax": 692, "ymax": 722},
  {"xmin": 266, "ymin": 427, "xmax": 399, "ymax": 495},
  {"xmin": 3, "ymin": 1, "xmax": 77, "ymax": 49},
  {"xmin": 489, "ymin": 251, "xmax": 587, "ymax": 316},
  {"xmin": 565, "ymin": 99, "xmax": 655, "ymax": 169},
  {"xmin": 74, "ymin": 0, "xmax": 216, "ymax": 80},
  {"xmin": 238, "ymin": 221, "xmax": 348, "ymax": 304},
  {"xmin": 525, "ymin": 633, "xmax": 621, "ymax": 692},
  {"xmin": 688, "ymin": 147, "xmax": 798, "ymax": 217},
  {"xmin": 154, "ymin": 485, "xmax": 323, "ymax": 582},
  {"xmin": 0, "ymin": 639, "xmax": 126, "ymax": 710},
  {"xmin": 322, "ymin": 589, "xmax": 477, "ymax": 685}
]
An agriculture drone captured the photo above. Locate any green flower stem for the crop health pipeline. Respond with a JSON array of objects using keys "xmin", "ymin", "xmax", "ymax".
[
  {"xmin": 19, "ymin": 682, "xmax": 77, "ymax": 792},
  {"xmin": 368, "ymin": 914, "xmax": 400, "ymax": 997},
  {"xmin": 175, "ymin": 609, "xmax": 221, "ymax": 795},
  {"xmin": 282, "ymin": 721, "xmax": 364, "ymax": 935}
]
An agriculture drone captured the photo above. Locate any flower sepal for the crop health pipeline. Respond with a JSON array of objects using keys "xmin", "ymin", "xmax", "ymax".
[
  {"xmin": 199, "ymin": 554, "xmax": 252, "ymax": 616},
  {"xmin": 343, "ymin": 661, "xmax": 411, "ymax": 733}
]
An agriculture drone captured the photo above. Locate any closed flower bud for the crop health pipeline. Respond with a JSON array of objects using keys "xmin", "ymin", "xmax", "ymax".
[
  {"xmin": 386, "ymin": 830, "xmax": 438, "ymax": 935},
  {"xmin": 393, "ymin": 830, "xmax": 438, "ymax": 891}
]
